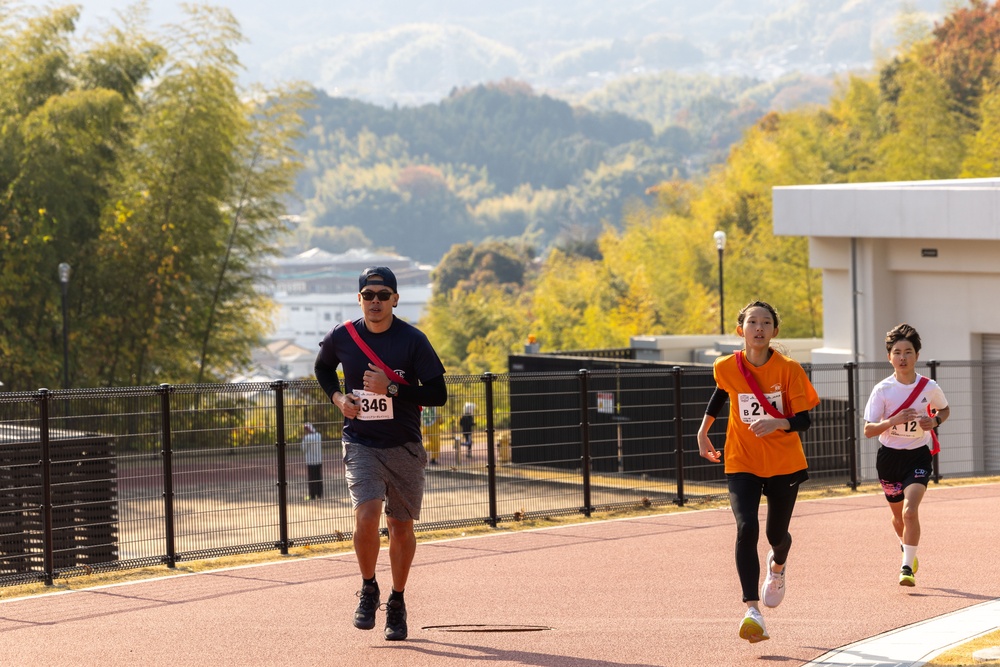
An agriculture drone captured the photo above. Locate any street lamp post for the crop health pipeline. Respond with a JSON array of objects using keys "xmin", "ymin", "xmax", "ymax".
[
  {"xmin": 713, "ymin": 231, "xmax": 726, "ymax": 335},
  {"xmin": 58, "ymin": 262, "xmax": 71, "ymax": 389}
]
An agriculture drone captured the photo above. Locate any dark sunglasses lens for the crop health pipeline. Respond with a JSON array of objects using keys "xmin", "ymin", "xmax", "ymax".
[{"xmin": 361, "ymin": 291, "xmax": 393, "ymax": 301}]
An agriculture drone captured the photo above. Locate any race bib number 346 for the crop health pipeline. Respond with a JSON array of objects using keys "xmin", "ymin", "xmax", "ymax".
[{"xmin": 355, "ymin": 389, "xmax": 394, "ymax": 421}]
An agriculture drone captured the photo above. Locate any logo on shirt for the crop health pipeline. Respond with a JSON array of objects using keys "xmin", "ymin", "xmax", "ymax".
[{"xmin": 770, "ymin": 383, "xmax": 782, "ymax": 392}]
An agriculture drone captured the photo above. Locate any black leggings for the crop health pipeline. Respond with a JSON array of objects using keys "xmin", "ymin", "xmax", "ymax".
[{"xmin": 727, "ymin": 470, "xmax": 807, "ymax": 602}]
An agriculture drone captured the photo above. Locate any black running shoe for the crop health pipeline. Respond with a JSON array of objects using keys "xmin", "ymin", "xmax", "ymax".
[
  {"xmin": 354, "ymin": 583, "xmax": 380, "ymax": 629},
  {"xmin": 383, "ymin": 598, "xmax": 408, "ymax": 641}
]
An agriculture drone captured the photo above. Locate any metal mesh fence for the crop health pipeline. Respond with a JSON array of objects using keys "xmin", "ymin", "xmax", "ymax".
[{"xmin": 2, "ymin": 360, "xmax": 999, "ymax": 587}]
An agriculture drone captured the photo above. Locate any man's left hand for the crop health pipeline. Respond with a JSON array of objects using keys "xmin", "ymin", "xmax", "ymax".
[{"xmin": 362, "ymin": 363, "xmax": 389, "ymax": 394}]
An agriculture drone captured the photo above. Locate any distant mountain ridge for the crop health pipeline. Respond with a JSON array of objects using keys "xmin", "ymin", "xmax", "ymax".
[
  {"xmin": 77, "ymin": 0, "xmax": 947, "ymax": 106},
  {"xmin": 255, "ymin": 0, "xmax": 946, "ymax": 106}
]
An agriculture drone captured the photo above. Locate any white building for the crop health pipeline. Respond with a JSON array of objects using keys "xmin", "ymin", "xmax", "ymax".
[
  {"xmin": 271, "ymin": 285, "xmax": 433, "ymax": 354},
  {"xmin": 265, "ymin": 247, "xmax": 432, "ymax": 296},
  {"xmin": 234, "ymin": 339, "xmax": 318, "ymax": 382},
  {"xmin": 773, "ymin": 177, "xmax": 1000, "ymax": 365},
  {"xmin": 773, "ymin": 176, "xmax": 1000, "ymax": 477},
  {"xmin": 261, "ymin": 248, "xmax": 434, "ymax": 361}
]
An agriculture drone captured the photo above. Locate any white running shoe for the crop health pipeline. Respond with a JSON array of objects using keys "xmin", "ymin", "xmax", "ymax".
[
  {"xmin": 760, "ymin": 549, "xmax": 786, "ymax": 608},
  {"xmin": 739, "ymin": 607, "xmax": 769, "ymax": 643}
]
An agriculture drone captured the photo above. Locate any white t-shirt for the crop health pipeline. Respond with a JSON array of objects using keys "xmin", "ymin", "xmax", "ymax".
[
  {"xmin": 863, "ymin": 374, "xmax": 948, "ymax": 450},
  {"xmin": 301, "ymin": 431, "xmax": 323, "ymax": 465}
]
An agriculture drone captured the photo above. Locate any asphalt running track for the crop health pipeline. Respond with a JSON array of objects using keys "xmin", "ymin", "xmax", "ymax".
[{"xmin": 2, "ymin": 483, "xmax": 999, "ymax": 667}]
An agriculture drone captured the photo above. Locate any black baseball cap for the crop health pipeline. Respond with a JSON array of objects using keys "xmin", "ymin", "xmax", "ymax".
[{"xmin": 358, "ymin": 266, "xmax": 397, "ymax": 292}]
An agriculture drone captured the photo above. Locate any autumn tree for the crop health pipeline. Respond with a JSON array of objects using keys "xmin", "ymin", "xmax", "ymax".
[
  {"xmin": 431, "ymin": 240, "xmax": 532, "ymax": 294},
  {"xmin": 927, "ymin": 0, "xmax": 1000, "ymax": 126},
  {"xmin": 422, "ymin": 239, "xmax": 535, "ymax": 373},
  {"xmin": 421, "ymin": 282, "xmax": 531, "ymax": 374}
]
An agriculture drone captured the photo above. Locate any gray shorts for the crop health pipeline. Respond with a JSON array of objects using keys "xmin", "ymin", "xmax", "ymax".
[{"xmin": 343, "ymin": 440, "xmax": 427, "ymax": 521}]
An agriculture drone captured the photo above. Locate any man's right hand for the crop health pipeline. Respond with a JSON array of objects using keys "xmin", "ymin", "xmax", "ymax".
[{"xmin": 335, "ymin": 391, "xmax": 360, "ymax": 419}]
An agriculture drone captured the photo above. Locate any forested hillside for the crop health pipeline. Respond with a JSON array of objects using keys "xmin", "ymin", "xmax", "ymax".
[{"xmin": 293, "ymin": 71, "xmax": 831, "ymax": 263}]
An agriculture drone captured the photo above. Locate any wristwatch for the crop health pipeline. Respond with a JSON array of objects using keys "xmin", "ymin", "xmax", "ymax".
[
  {"xmin": 934, "ymin": 415, "xmax": 942, "ymax": 427},
  {"xmin": 387, "ymin": 382, "xmax": 399, "ymax": 397}
]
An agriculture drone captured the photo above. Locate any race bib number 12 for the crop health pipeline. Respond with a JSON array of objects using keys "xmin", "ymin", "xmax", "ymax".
[{"xmin": 889, "ymin": 420, "xmax": 921, "ymax": 439}]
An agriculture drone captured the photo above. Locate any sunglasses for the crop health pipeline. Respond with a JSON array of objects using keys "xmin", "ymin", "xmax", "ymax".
[{"xmin": 360, "ymin": 290, "xmax": 394, "ymax": 301}]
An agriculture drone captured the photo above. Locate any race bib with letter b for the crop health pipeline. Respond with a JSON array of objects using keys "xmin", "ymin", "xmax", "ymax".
[{"xmin": 737, "ymin": 391, "xmax": 785, "ymax": 424}]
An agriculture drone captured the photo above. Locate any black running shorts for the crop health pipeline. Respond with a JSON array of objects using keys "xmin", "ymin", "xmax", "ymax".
[{"xmin": 875, "ymin": 445, "xmax": 932, "ymax": 503}]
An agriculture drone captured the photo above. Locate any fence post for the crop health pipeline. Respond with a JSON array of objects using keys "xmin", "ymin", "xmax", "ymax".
[
  {"xmin": 672, "ymin": 367, "xmax": 686, "ymax": 506},
  {"xmin": 158, "ymin": 383, "xmax": 176, "ymax": 568},
  {"xmin": 845, "ymin": 363, "xmax": 858, "ymax": 490},
  {"xmin": 272, "ymin": 380, "xmax": 290, "ymax": 554},
  {"xmin": 578, "ymin": 369, "xmax": 593, "ymax": 517},
  {"xmin": 38, "ymin": 389, "xmax": 55, "ymax": 586},
  {"xmin": 483, "ymin": 372, "xmax": 498, "ymax": 527},
  {"xmin": 928, "ymin": 360, "xmax": 940, "ymax": 484}
]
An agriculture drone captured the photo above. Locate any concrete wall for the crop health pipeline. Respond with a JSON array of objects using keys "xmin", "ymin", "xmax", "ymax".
[{"xmin": 630, "ymin": 334, "xmax": 823, "ymax": 365}]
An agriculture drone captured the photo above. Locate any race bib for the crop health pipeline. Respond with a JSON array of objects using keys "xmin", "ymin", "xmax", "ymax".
[
  {"xmin": 889, "ymin": 420, "xmax": 921, "ymax": 439},
  {"xmin": 737, "ymin": 391, "xmax": 784, "ymax": 424},
  {"xmin": 355, "ymin": 389, "xmax": 394, "ymax": 421}
]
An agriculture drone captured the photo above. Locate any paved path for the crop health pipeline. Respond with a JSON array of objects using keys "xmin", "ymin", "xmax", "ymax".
[
  {"xmin": 2, "ymin": 483, "xmax": 998, "ymax": 666},
  {"xmin": 804, "ymin": 598, "xmax": 1000, "ymax": 667}
]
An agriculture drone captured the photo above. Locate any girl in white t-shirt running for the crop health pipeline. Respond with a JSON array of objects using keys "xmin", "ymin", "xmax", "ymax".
[{"xmin": 863, "ymin": 323, "xmax": 950, "ymax": 587}]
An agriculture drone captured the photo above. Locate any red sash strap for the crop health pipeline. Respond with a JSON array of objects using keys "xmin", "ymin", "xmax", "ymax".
[
  {"xmin": 927, "ymin": 405, "xmax": 941, "ymax": 456},
  {"xmin": 886, "ymin": 376, "xmax": 928, "ymax": 418},
  {"xmin": 886, "ymin": 376, "xmax": 940, "ymax": 456},
  {"xmin": 344, "ymin": 321, "xmax": 410, "ymax": 386},
  {"xmin": 734, "ymin": 350, "xmax": 792, "ymax": 419}
]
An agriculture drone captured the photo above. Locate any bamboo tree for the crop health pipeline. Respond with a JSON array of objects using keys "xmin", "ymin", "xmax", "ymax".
[
  {"xmin": 0, "ymin": 5, "xmax": 134, "ymax": 388},
  {"xmin": 961, "ymin": 80, "xmax": 1000, "ymax": 178},
  {"xmin": 878, "ymin": 60, "xmax": 964, "ymax": 181},
  {"xmin": 0, "ymin": 5, "xmax": 304, "ymax": 388}
]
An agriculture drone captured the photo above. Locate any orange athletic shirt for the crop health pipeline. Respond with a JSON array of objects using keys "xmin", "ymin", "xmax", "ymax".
[{"xmin": 713, "ymin": 350, "xmax": 820, "ymax": 477}]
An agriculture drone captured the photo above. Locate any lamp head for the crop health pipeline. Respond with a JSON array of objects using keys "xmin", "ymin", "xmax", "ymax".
[
  {"xmin": 58, "ymin": 262, "xmax": 71, "ymax": 284},
  {"xmin": 713, "ymin": 230, "xmax": 726, "ymax": 251}
]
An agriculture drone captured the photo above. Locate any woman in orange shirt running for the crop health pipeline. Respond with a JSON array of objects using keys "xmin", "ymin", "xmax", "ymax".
[{"xmin": 697, "ymin": 301, "xmax": 820, "ymax": 644}]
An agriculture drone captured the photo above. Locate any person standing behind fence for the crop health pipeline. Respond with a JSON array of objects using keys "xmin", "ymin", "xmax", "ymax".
[
  {"xmin": 301, "ymin": 422, "xmax": 323, "ymax": 500},
  {"xmin": 697, "ymin": 300, "xmax": 820, "ymax": 645},
  {"xmin": 460, "ymin": 402, "xmax": 475, "ymax": 458},
  {"xmin": 314, "ymin": 266, "xmax": 448, "ymax": 642},
  {"xmin": 862, "ymin": 323, "xmax": 949, "ymax": 588}
]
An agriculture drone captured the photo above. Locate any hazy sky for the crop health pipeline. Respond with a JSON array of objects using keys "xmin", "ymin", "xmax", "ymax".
[
  {"xmin": 66, "ymin": 0, "xmax": 321, "ymax": 87},
  {"xmin": 58, "ymin": 0, "xmax": 948, "ymax": 105}
]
